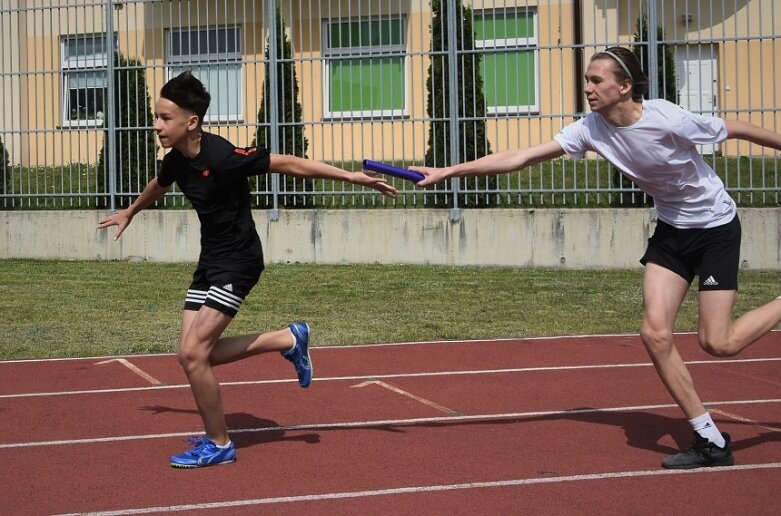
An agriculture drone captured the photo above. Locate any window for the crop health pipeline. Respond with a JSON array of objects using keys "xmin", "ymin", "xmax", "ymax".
[
  {"xmin": 324, "ymin": 18, "xmax": 406, "ymax": 118},
  {"xmin": 168, "ymin": 27, "xmax": 242, "ymax": 122},
  {"xmin": 61, "ymin": 35, "xmax": 114, "ymax": 127},
  {"xmin": 474, "ymin": 9, "xmax": 539, "ymax": 114}
]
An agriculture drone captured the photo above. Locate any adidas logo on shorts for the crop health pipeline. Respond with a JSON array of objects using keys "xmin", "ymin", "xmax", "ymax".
[{"xmin": 703, "ymin": 276, "xmax": 719, "ymax": 286}]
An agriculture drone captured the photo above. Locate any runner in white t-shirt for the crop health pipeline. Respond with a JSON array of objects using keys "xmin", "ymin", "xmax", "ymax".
[
  {"xmin": 412, "ymin": 46, "xmax": 781, "ymax": 470},
  {"xmin": 555, "ymin": 98, "xmax": 735, "ymax": 229}
]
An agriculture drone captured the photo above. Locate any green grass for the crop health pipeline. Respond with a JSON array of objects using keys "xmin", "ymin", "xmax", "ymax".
[{"xmin": 1, "ymin": 259, "xmax": 780, "ymax": 360}]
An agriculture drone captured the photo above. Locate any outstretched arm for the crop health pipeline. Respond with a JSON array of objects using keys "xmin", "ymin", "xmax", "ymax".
[
  {"xmin": 269, "ymin": 154, "xmax": 397, "ymax": 197},
  {"xmin": 411, "ymin": 140, "xmax": 566, "ymax": 187},
  {"xmin": 725, "ymin": 120, "xmax": 781, "ymax": 151},
  {"xmin": 97, "ymin": 178, "xmax": 170, "ymax": 240}
]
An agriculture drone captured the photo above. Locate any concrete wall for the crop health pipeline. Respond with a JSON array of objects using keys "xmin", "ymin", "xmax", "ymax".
[{"xmin": 1, "ymin": 208, "xmax": 780, "ymax": 270}]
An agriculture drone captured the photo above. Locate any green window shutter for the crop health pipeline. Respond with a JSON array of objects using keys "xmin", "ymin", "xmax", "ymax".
[
  {"xmin": 330, "ymin": 57, "xmax": 404, "ymax": 112},
  {"xmin": 327, "ymin": 18, "xmax": 405, "ymax": 115},
  {"xmin": 330, "ymin": 19, "xmax": 403, "ymax": 48},
  {"xmin": 481, "ymin": 50, "xmax": 536, "ymax": 108},
  {"xmin": 474, "ymin": 12, "xmax": 534, "ymax": 40},
  {"xmin": 474, "ymin": 10, "xmax": 537, "ymax": 113}
]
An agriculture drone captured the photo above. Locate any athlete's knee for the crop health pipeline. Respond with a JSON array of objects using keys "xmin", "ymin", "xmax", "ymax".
[
  {"xmin": 177, "ymin": 341, "xmax": 210, "ymax": 372},
  {"xmin": 640, "ymin": 322, "xmax": 674, "ymax": 357},
  {"xmin": 698, "ymin": 335, "xmax": 740, "ymax": 357},
  {"xmin": 177, "ymin": 349, "xmax": 196, "ymax": 371}
]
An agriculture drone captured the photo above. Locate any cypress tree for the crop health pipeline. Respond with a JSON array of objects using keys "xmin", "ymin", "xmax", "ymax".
[
  {"xmin": 97, "ymin": 54, "xmax": 158, "ymax": 208},
  {"xmin": 634, "ymin": 13, "xmax": 677, "ymax": 102},
  {"xmin": 0, "ymin": 134, "xmax": 8, "ymax": 197},
  {"xmin": 425, "ymin": 0, "xmax": 495, "ymax": 207},
  {"xmin": 253, "ymin": 5, "xmax": 310, "ymax": 208}
]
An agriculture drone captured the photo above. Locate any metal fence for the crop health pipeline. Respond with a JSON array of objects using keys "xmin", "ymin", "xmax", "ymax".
[{"xmin": 1, "ymin": 0, "xmax": 779, "ymax": 211}]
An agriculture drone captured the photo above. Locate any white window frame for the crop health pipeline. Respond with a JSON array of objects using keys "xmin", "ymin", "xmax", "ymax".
[
  {"xmin": 322, "ymin": 17, "xmax": 408, "ymax": 119},
  {"xmin": 474, "ymin": 8, "xmax": 540, "ymax": 115},
  {"xmin": 167, "ymin": 26, "xmax": 243, "ymax": 123},
  {"xmin": 60, "ymin": 34, "xmax": 115, "ymax": 128}
]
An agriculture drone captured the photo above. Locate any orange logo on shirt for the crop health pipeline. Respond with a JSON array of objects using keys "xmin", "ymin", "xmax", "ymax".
[
  {"xmin": 234, "ymin": 147, "xmax": 257, "ymax": 156},
  {"xmin": 202, "ymin": 169, "xmax": 210, "ymax": 177}
]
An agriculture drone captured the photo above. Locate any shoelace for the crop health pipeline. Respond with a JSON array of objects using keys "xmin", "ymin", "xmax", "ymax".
[
  {"xmin": 689, "ymin": 435, "xmax": 717, "ymax": 456},
  {"xmin": 185, "ymin": 436, "xmax": 212, "ymax": 451}
]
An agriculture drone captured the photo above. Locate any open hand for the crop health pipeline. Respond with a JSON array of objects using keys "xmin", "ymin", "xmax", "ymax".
[
  {"xmin": 97, "ymin": 209, "xmax": 132, "ymax": 240},
  {"xmin": 351, "ymin": 172, "xmax": 398, "ymax": 197},
  {"xmin": 409, "ymin": 165, "xmax": 450, "ymax": 187}
]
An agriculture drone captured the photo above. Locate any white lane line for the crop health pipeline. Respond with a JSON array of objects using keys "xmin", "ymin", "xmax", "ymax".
[
  {"xmin": 3, "ymin": 398, "xmax": 781, "ymax": 450},
  {"xmin": 0, "ymin": 353, "xmax": 175, "ymax": 365},
  {"xmin": 2, "ymin": 356, "xmax": 780, "ymax": 400},
  {"xmin": 53, "ymin": 461, "xmax": 781, "ymax": 516},
  {"xmin": 8, "ymin": 329, "xmax": 780, "ymax": 364},
  {"xmin": 0, "ymin": 333, "xmax": 643, "ymax": 364},
  {"xmin": 0, "ymin": 384, "xmax": 192, "ymax": 399}
]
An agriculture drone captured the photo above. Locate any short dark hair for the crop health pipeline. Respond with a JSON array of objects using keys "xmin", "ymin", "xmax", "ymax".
[
  {"xmin": 159, "ymin": 71, "xmax": 211, "ymax": 124},
  {"xmin": 592, "ymin": 46, "xmax": 648, "ymax": 102}
]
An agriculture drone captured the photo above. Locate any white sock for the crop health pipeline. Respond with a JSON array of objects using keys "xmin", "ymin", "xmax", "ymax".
[
  {"xmin": 204, "ymin": 436, "xmax": 232, "ymax": 448},
  {"xmin": 689, "ymin": 412, "xmax": 726, "ymax": 447}
]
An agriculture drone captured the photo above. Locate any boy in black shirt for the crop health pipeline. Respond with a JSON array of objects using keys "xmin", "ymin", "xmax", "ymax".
[{"xmin": 98, "ymin": 71, "xmax": 396, "ymax": 468}]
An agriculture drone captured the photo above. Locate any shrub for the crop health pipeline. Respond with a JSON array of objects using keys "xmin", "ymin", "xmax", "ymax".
[
  {"xmin": 97, "ymin": 54, "xmax": 158, "ymax": 208},
  {"xmin": 0, "ymin": 134, "xmax": 9, "ymax": 197},
  {"xmin": 252, "ymin": 5, "xmax": 311, "ymax": 208},
  {"xmin": 425, "ymin": 0, "xmax": 496, "ymax": 208}
]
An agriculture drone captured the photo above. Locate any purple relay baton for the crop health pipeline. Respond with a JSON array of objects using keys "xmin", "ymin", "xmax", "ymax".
[{"xmin": 362, "ymin": 160, "xmax": 424, "ymax": 183}]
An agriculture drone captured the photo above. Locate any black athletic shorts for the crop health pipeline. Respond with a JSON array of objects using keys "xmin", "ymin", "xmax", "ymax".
[
  {"xmin": 640, "ymin": 214, "xmax": 741, "ymax": 291},
  {"xmin": 184, "ymin": 262, "xmax": 263, "ymax": 317}
]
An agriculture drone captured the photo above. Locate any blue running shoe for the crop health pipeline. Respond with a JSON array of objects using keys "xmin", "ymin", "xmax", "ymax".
[
  {"xmin": 282, "ymin": 322, "xmax": 313, "ymax": 388},
  {"xmin": 170, "ymin": 436, "xmax": 236, "ymax": 468}
]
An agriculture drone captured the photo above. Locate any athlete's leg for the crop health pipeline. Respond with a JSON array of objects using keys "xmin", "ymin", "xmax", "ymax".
[
  {"xmin": 177, "ymin": 306, "xmax": 233, "ymax": 445},
  {"xmin": 208, "ymin": 328, "xmax": 295, "ymax": 366},
  {"xmin": 175, "ymin": 320, "xmax": 303, "ymax": 449},
  {"xmin": 697, "ymin": 291, "xmax": 781, "ymax": 357},
  {"xmin": 640, "ymin": 263, "xmax": 707, "ymax": 420}
]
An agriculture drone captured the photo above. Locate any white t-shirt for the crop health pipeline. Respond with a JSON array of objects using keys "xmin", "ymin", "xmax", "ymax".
[{"xmin": 554, "ymin": 99, "xmax": 735, "ymax": 228}]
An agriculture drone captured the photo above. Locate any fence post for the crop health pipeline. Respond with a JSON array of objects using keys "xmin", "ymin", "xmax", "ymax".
[
  {"xmin": 267, "ymin": 0, "xmax": 280, "ymax": 221},
  {"xmin": 647, "ymin": 0, "xmax": 659, "ymax": 100},
  {"xmin": 446, "ymin": 0, "xmax": 461, "ymax": 221},
  {"xmin": 104, "ymin": 0, "xmax": 117, "ymax": 211}
]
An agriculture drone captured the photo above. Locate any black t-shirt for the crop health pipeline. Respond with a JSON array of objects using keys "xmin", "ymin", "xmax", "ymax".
[{"xmin": 157, "ymin": 132, "xmax": 271, "ymax": 266}]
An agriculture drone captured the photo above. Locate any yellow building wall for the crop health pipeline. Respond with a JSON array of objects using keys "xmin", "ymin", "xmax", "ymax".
[{"xmin": 1, "ymin": 1, "xmax": 24, "ymax": 164}]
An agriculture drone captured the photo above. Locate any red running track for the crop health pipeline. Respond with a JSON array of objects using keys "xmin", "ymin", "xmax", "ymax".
[{"xmin": 1, "ymin": 332, "xmax": 780, "ymax": 515}]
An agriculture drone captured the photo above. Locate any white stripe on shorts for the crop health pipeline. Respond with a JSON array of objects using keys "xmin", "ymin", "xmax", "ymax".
[
  {"xmin": 207, "ymin": 286, "xmax": 244, "ymax": 312},
  {"xmin": 185, "ymin": 289, "xmax": 208, "ymax": 305}
]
